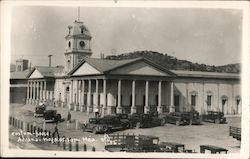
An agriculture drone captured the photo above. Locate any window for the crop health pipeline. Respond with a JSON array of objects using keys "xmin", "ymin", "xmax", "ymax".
[
  {"xmin": 68, "ymin": 41, "xmax": 71, "ymax": 48},
  {"xmin": 191, "ymin": 95, "xmax": 196, "ymax": 106},
  {"xmin": 222, "ymin": 99, "xmax": 227, "ymax": 105},
  {"xmin": 207, "ymin": 95, "xmax": 212, "ymax": 111}
]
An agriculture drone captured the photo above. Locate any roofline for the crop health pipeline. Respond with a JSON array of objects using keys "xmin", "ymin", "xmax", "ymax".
[
  {"xmin": 67, "ymin": 59, "xmax": 87, "ymax": 75},
  {"xmin": 26, "ymin": 67, "xmax": 36, "ymax": 78},
  {"xmin": 104, "ymin": 57, "xmax": 177, "ymax": 76}
]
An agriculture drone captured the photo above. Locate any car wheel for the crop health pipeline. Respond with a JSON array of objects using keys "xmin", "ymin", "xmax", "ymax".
[
  {"xmin": 215, "ymin": 119, "xmax": 220, "ymax": 124},
  {"xmin": 176, "ymin": 121, "xmax": 180, "ymax": 126},
  {"xmin": 136, "ymin": 122, "xmax": 141, "ymax": 129}
]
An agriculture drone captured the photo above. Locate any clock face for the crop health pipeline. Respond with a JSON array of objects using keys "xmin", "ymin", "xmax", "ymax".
[{"xmin": 79, "ymin": 41, "xmax": 85, "ymax": 48}]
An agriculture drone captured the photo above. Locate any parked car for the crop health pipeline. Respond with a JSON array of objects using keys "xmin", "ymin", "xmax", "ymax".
[
  {"xmin": 128, "ymin": 113, "xmax": 164, "ymax": 128},
  {"xmin": 44, "ymin": 110, "xmax": 62, "ymax": 123},
  {"xmin": 34, "ymin": 103, "xmax": 46, "ymax": 117},
  {"xmin": 82, "ymin": 115, "xmax": 130, "ymax": 134},
  {"xmin": 149, "ymin": 112, "xmax": 166, "ymax": 126},
  {"xmin": 181, "ymin": 111, "xmax": 201, "ymax": 125},
  {"xmin": 164, "ymin": 112, "xmax": 188, "ymax": 126},
  {"xmin": 164, "ymin": 111, "xmax": 202, "ymax": 126},
  {"xmin": 201, "ymin": 111, "xmax": 226, "ymax": 124}
]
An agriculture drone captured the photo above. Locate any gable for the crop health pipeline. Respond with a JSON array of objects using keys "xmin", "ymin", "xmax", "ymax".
[
  {"xmin": 29, "ymin": 69, "xmax": 44, "ymax": 79},
  {"xmin": 109, "ymin": 61, "xmax": 171, "ymax": 76},
  {"xmin": 72, "ymin": 62, "xmax": 101, "ymax": 76}
]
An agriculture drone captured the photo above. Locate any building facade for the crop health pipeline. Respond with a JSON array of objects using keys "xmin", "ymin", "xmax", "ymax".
[
  {"xmin": 25, "ymin": 19, "xmax": 241, "ymax": 116},
  {"xmin": 10, "ymin": 59, "xmax": 31, "ymax": 104}
]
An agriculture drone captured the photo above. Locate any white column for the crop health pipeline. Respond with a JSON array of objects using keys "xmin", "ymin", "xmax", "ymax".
[
  {"xmin": 82, "ymin": 80, "xmax": 85, "ymax": 104},
  {"xmin": 144, "ymin": 81, "xmax": 150, "ymax": 114},
  {"xmin": 70, "ymin": 80, "xmax": 73, "ymax": 103},
  {"xmin": 169, "ymin": 81, "xmax": 174, "ymax": 112},
  {"xmin": 44, "ymin": 81, "xmax": 47, "ymax": 101},
  {"xmin": 117, "ymin": 80, "xmax": 122, "ymax": 114},
  {"xmin": 40, "ymin": 81, "xmax": 43, "ymax": 100},
  {"xmin": 157, "ymin": 80, "xmax": 162, "ymax": 113},
  {"xmin": 76, "ymin": 80, "xmax": 79, "ymax": 104},
  {"xmin": 27, "ymin": 81, "xmax": 30, "ymax": 100},
  {"xmin": 80, "ymin": 80, "xmax": 85, "ymax": 112},
  {"xmin": 36, "ymin": 81, "xmax": 39, "ymax": 100},
  {"xmin": 102, "ymin": 79, "xmax": 107, "ymax": 116},
  {"xmin": 30, "ymin": 81, "xmax": 33, "ymax": 100},
  {"xmin": 78, "ymin": 80, "xmax": 81, "ymax": 105},
  {"xmin": 87, "ymin": 80, "xmax": 92, "ymax": 113},
  {"xmin": 131, "ymin": 80, "xmax": 136, "ymax": 114},
  {"xmin": 33, "ymin": 81, "xmax": 36, "ymax": 100},
  {"xmin": 95, "ymin": 79, "xmax": 99, "ymax": 108}
]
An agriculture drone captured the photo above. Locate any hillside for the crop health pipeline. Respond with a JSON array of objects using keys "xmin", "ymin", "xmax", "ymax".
[{"xmin": 105, "ymin": 51, "xmax": 240, "ymax": 73}]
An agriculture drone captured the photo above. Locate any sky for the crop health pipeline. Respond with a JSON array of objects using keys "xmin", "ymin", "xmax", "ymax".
[{"xmin": 11, "ymin": 6, "xmax": 242, "ymax": 67}]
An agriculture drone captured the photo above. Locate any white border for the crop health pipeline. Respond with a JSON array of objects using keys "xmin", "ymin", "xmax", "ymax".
[{"xmin": 1, "ymin": 1, "xmax": 249, "ymax": 158}]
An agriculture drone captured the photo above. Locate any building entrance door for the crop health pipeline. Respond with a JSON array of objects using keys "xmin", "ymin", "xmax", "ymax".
[
  {"xmin": 174, "ymin": 95, "xmax": 180, "ymax": 112},
  {"xmin": 222, "ymin": 99, "xmax": 227, "ymax": 114}
]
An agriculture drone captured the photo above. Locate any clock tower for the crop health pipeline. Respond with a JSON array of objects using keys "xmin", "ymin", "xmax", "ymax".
[{"xmin": 64, "ymin": 20, "xmax": 92, "ymax": 72}]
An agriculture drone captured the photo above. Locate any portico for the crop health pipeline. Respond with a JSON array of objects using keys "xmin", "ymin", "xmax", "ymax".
[{"xmin": 63, "ymin": 77, "xmax": 175, "ymax": 116}]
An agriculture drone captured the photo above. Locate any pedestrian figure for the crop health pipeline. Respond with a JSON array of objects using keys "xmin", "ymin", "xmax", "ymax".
[
  {"xmin": 100, "ymin": 104, "xmax": 103, "ymax": 117},
  {"xmin": 94, "ymin": 106, "xmax": 99, "ymax": 118},
  {"xmin": 67, "ymin": 111, "xmax": 71, "ymax": 123},
  {"xmin": 54, "ymin": 123, "xmax": 60, "ymax": 139}
]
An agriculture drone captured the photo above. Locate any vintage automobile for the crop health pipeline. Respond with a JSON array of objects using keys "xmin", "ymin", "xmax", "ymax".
[
  {"xmin": 164, "ymin": 111, "xmax": 201, "ymax": 126},
  {"xmin": 159, "ymin": 142, "xmax": 194, "ymax": 153},
  {"xmin": 164, "ymin": 112, "xmax": 188, "ymax": 126},
  {"xmin": 82, "ymin": 115, "xmax": 130, "ymax": 134},
  {"xmin": 128, "ymin": 113, "xmax": 164, "ymax": 128},
  {"xmin": 200, "ymin": 145, "xmax": 228, "ymax": 154},
  {"xmin": 34, "ymin": 103, "xmax": 47, "ymax": 117},
  {"xmin": 181, "ymin": 111, "xmax": 201, "ymax": 125},
  {"xmin": 201, "ymin": 111, "xmax": 226, "ymax": 124},
  {"xmin": 44, "ymin": 110, "xmax": 62, "ymax": 123}
]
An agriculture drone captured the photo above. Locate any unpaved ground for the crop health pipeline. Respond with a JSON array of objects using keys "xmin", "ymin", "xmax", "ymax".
[{"xmin": 9, "ymin": 103, "xmax": 241, "ymax": 153}]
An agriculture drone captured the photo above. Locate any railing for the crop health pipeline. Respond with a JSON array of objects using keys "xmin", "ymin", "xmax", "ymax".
[{"xmin": 9, "ymin": 116, "xmax": 96, "ymax": 151}]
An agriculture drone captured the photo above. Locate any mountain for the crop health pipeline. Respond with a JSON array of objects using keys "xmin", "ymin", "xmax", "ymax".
[{"xmin": 105, "ymin": 50, "xmax": 240, "ymax": 73}]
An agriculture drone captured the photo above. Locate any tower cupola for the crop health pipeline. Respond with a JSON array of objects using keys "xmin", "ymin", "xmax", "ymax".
[{"xmin": 64, "ymin": 20, "xmax": 92, "ymax": 72}]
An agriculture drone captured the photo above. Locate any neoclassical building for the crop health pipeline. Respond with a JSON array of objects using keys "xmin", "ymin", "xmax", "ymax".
[{"xmin": 25, "ymin": 19, "xmax": 241, "ymax": 116}]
